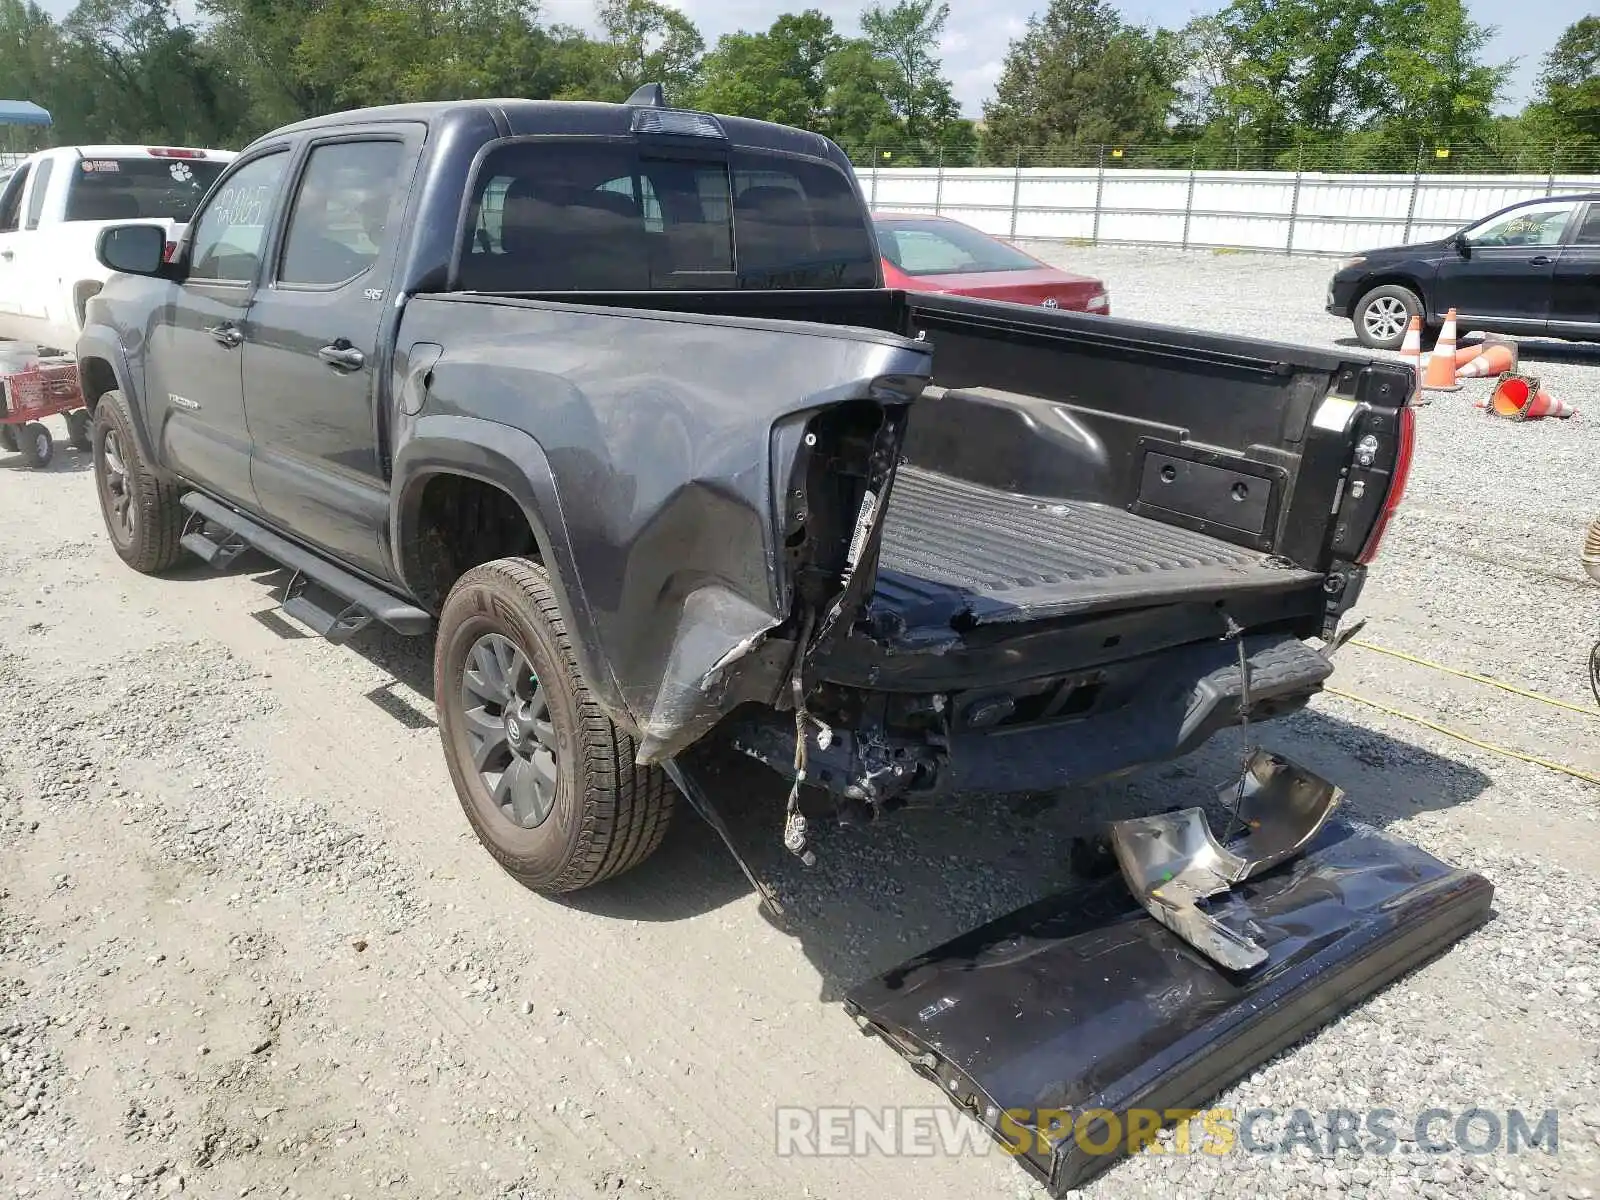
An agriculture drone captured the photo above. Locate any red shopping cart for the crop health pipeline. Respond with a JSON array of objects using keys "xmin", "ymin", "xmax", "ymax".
[{"xmin": 0, "ymin": 359, "xmax": 89, "ymax": 469}]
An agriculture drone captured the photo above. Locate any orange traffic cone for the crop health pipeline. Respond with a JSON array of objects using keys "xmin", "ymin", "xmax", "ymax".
[
  {"xmin": 1399, "ymin": 315, "xmax": 1422, "ymax": 400},
  {"xmin": 1487, "ymin": 373, "xmax": 1577, "ymax": 421},
  {"xmin": 1456, "ymin": 340, "xmax": 1517, "ymax": 380},
  {"xmin": 1423, "ymin": 309, "xmax": 1462, "ymax": 392}
]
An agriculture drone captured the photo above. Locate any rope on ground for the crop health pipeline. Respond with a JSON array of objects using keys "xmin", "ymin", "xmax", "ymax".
[
  {"xmin": 1350, "ymin": 640, "xmax": 1598, "ymax": 719},
  {"xmin": 1323, "ymin": 685, "xmax": 1600, "ymax": 787}
]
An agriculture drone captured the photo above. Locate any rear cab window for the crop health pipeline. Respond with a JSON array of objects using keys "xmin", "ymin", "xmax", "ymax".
[
  {"xmin": 458, "ymin": 140, "xmax": 876, "ymax": 292},
  {"xmin": 64, "ymin": 154, "xmax": 229, "ymax": 223}
]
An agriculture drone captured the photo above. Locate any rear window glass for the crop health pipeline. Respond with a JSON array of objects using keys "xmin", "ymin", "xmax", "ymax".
[
  {"xmin": 876, "ymin": 218, "xmax": 1040, "ymax": 275},
  {"xmin": 458, "ymin": 141, "xmax": 877, "ymax": 291},
  {"xmin": 65, "ymin": 157, "xmax": 228, "ymax": 223}
]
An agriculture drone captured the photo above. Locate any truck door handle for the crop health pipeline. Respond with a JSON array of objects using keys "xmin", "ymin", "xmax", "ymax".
[
  {"xmin": 1529, "ymin": 255, "xmax": 1554, "ymax": 265},
  {"xmin": 0, "ymin": 250, "xmax": 12, "ymax": 260},
  {"xmin": 206, "ymin": 323, "xmax": 243, "ymax": 348},
  {"xmin": 318, "ymin": 342, "xmax": 365, "ymax": 371}
]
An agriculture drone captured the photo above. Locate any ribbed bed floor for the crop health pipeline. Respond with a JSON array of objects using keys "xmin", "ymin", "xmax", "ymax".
[{"xmin": 873, "ymin": 467, "xmax": 1320, "ymax": 626}]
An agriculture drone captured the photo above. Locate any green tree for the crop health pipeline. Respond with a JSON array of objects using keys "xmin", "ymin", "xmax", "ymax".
[
  {"xmin": 1372, "ymin": 0, "xmax": 1508, "ymax": 149},
  {"xmin": 984, "ymin": 0, "xmax": 1177, "ymax": 158},
  {"xmin": 1172, "ymin": 13, "xmax": 1241, "ymax": 139},
  {"xmin": 859, "ymin": 0, "xmax": 959, "ymax": 145},
  {"xmin": 293, "ymin": 0, "xmax": 553, "ymax": 110},
  {"xmin": 693, "ymin": 9, "xmax": 842, "ymax": 126},
  {"xmin": 0, "ymin": 0, "xmax": 71, "ymax": 147},
  {"xmin": 1526, "ymin": 16, "xmax": 1600, "ymax": 147},
  {"xmin": 594, "ymin": 0, "xmax": 704, "ymax": 103},
  {"xmin": 1212, "ymin": 0, "xmax": 1392, "ymax": 148},
  {"xmin": 61, "ymin": 0, "xmax": 249, "ymax": 144},
  {"xmin": 817, "ymin": 37, "xmax": 902, "ymax": 160},
  {"xmin": 198, "ymin": 0, "xmax": 344, "ymax": 127}
]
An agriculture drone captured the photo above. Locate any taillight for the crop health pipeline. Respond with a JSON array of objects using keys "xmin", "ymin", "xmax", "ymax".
[
  {"xmin": 161, "ymin": 241, "xmax": 175, "ymax": 263},
  {"xmin": 1356, "ymin": 402, "xmax": 1415, "ymax": 564},
  {"xmin": 147, "ymin": 147, "xmax": 207, "ymax": 159}
]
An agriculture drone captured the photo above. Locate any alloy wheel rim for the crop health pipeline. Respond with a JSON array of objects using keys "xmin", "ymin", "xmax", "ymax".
[
  {"xmin": 1363, "ymin": 296, "xmax": 1408, "ymax": 342},
  {"xmin": 459, "ymin": 632, "xmax": 559, "ymax": 829},
  {"xmin": 100, "ymin": 429, "xmax": 136, "ymax": 540}
]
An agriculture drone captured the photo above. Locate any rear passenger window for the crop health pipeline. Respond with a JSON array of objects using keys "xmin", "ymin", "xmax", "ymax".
[
  {"xmin": 1574, "ymin": 206, "xmax": 1600, "ymax": 247},
  {"xmin": 279, "ymin": 140, "xmax": 405, "ymax": 287},
  {"xmin": 459, "ymin": 141, "xmax": 876, "ymax": 292}
]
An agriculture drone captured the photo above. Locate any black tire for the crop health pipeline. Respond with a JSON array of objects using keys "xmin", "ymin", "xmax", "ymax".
[
  {"xmin": 1352, "ymin": 283, "xmax": 1423, "ymax": 350},
  {"xmin": 435, "ymin": 557, "xmax": 673, "ymax": 892},
  {"xmin": 92, "ymin": 391, "xmax": 184, "ymax": 572},
  {"xmin": 66, "ymin": 408, "xmax": 92, "ymax": 451},
  {"xmin": 0, "ymin": 424, "xmax": 16, "ymax": 452},
  {"xmin": 16, "ymin": 422, "xmax": 51, "ymax": 468}
]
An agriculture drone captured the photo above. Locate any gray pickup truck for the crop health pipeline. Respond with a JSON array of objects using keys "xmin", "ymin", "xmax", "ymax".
[{"xmin": 79, "ymin": 89, "xmax": 1415, "ymax": 895}]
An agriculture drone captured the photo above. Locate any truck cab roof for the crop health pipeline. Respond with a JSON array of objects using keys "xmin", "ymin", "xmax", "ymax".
[{"xmin": 261, "ymin": 98, "xmax": 851, "ymax": 170}]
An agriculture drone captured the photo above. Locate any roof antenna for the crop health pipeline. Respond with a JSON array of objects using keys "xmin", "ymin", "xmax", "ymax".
[{"xmin": 626, "ymin": 82, "xmax": 667, "ymax": 108}]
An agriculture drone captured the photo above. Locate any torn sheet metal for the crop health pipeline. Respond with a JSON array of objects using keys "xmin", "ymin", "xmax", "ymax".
[
  {"xmin": 1109, "ymin": 749, "xmax": 1343, "ymax": 969},
  {"xmin": 845, "ymin": 819, "xmax": 1492, "ymax": 1196}
]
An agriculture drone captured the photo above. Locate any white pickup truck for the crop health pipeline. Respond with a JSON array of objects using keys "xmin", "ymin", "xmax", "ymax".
[{"xmin": 0, "ymin": 145, "xmax": 235, "ymax": 352}]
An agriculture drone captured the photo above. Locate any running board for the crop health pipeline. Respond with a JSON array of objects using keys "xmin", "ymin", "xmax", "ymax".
[
  {"xmin": 180, "ymin": 512, "xmax": 249, "ymax": 569},
  {"xmin": 179, "ymin": 493, "xmax": 431, "ymax": 640},
  {"xmin": 845, "ymin": 820, "xmax": 1492, "ymax": 1195}
]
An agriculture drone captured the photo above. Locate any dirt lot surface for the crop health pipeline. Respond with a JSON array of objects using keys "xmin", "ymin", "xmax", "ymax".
[{"xmin": 3, "ymin": 246, "xmax": 1600, "ymax": 1200}]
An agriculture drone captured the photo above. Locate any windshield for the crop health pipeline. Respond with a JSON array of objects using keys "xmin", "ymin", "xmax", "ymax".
[
  {"xmin": 458, "ymin": 141, "xmax": 877, "ymax": 291},
  {"xmin": 875, "ymin": 218, "xmax": 1041, "ymax": 275},
  {"xmin": 64, "ymin": 157, "xmax": 228, "ymax": 223}
]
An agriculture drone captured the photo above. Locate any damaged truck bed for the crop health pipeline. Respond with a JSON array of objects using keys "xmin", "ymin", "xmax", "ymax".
[
  {"xmin": 75, "ymin": 89, "xmax": 1483, "ymax": 1197},
  {"xmin": 80, "ymin": 91, "xmax": 1416, "ymax": 877}
]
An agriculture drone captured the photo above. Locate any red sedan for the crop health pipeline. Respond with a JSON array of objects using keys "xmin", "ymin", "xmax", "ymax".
[{"xmin": 873, "ymin": 213, "xmax": 1110, "ymax": 313}]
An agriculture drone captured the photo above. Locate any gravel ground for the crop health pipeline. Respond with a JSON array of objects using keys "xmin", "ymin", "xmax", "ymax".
[{"xmin": 3, "ymin": 245, "xmax": 1599, "ymax": 1199}]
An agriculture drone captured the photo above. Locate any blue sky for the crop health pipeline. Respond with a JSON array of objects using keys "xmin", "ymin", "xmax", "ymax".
[{"xmin": 40, "ymin": 0, "xmax": 1586, "ymax": 117}]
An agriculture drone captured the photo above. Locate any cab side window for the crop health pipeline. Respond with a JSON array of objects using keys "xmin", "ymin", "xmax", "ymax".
[
  {"xmin": 1467, "ymin": 202, "xmax": 1576, "ymax": 248},
  {"xmin": 278, "ymin": 140, "xmax": 405, "ymax": 287},
  {"xmin": 0, "ymin": 165, "xmax": 31, "ymax": 233},
  {"xmin": 187, "ymin": 153, "xmax": 289, "ymax": 284}
]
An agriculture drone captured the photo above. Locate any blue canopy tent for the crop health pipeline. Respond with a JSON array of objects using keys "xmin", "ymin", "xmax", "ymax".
[
  {"xmin": 0, "ymin": 101, "xmax": 51, "ymax": 127},
  {"xmin": 0, "ymin": 101, "xmax": 52, "ymax": 159}
]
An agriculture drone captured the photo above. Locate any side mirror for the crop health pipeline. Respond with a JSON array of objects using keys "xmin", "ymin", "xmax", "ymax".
[
  {"xmin": 1451, "ymin": 231, "xmax": 1471, "ymax": 258},
  {"xmin": 96, "ymin": 224, "xmax": 167, "ymax": 277}
]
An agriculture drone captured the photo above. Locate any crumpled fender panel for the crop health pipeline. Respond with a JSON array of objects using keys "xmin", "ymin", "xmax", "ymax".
[
  {"xmin": 399, "ymin": 296, "xmax": 931, "ymax": 760},
  {"xmin": 845, "ymin": 819, "xmax": 1492, "ymax": 1194}
]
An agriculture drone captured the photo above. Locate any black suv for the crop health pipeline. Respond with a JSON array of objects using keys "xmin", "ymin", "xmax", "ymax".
[{"xmin": 1328, "ymin": 193, "xmax": 1600, "ymax": 349}]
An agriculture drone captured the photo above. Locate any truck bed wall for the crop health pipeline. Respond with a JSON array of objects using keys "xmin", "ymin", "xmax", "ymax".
[{"xmin": 507, "ymin": 288, "xmax": 1388, "ymax": 573}]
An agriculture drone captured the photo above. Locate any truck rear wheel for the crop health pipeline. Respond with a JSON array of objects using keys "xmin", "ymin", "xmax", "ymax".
[
  {"xmin": 92, "ymin": 391, "xmax": 184, "ymax": 573},
  {"xmin": 435, "ymin": 557, "xmax": 673, "ymax": 892},
  {"xmin": 0, "ymin": 425, "xmax": 16, "ymax": 452}
]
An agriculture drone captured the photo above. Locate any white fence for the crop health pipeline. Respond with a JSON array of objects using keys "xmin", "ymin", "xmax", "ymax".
[{"xmin": 856, "ymin": 165, "xmax": 1600, "ymax": 256}]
